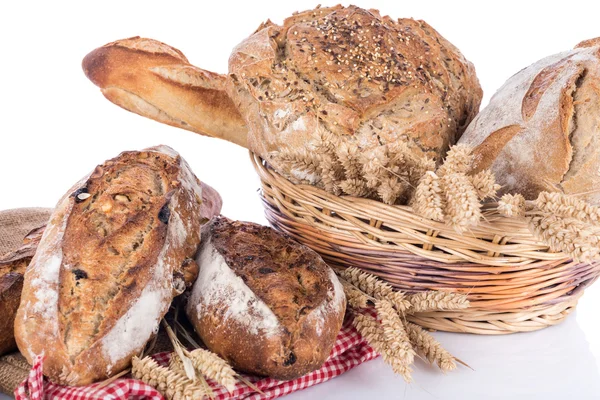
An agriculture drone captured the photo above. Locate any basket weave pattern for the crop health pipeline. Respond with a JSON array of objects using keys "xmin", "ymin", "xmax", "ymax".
[{"xmin": 252, "ymin": 154, "xmax": 600, "ymax": 334}]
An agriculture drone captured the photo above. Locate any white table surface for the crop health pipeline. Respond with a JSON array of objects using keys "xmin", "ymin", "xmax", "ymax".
[{"xmin": 2, "ymin": 0, "xmax": 600, "ymax": 398}]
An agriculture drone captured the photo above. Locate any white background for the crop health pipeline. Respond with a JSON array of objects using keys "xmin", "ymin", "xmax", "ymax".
[{"xmin": 1, "ymin": 1, "xmax": 599, "ymax": 399}]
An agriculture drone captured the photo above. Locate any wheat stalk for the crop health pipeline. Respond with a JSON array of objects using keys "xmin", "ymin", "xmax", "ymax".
[
  {"xmin": 498, "ymin": 193, "xmax": 526, "ymax": 217},
  {"xmin": 412, "ymin": 171, "xmax": 445, "ymax": 222},
  {"xmin": 407, "ymin": 291, "xmax": 469, "ymax": 313},
  {"xmin": 529, "ymin": 214, "xmax": 600, "ymax": 261},
  {"xmin": 132, "ymin": 356, "xmax": 207, "ymax": 400},
  {"xmin": 437, "ymin": 144, "xmax": 473, "ymax": 177},
  {"xmin": 171, "ymin": 349, "xmax": 237, "ymax": 393},
  {"xmin": 470, "ymin": 170, "xmax": 501, "ymax": 200},
  {"xmin": 352, "ymin": 313, "xmax": 413, "ymax": 382},
  {"xmin": 340, "ymin": 267, "xmax": 410, "ymax": 312},
  {"xmin": 405, "ymin": 322, "xmax": 456, "ymax": 372},
  {"xmin": 535, "ymin": 191, "xmax": 600, "ymax": 224},
  {"xmin": 374, "ymin": 300, "xmax": 415, "ymax": 364},
  {"xmin": 341, "ymin": 279, "xmax": 372, "ymax": 309},
  {"xmin": 442, "ymin": 173, "xmax": 482, "ymax": 233}
]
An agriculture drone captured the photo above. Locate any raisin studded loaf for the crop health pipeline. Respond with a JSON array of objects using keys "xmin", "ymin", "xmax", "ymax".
[
  {"xmin": 459, "ymin": 38, "xmax": 600, "ymax": 203},
  {"xmin": 186, "ymin": 216, "xmax": 346, "ymax": 380},
  {"xmin": 14, "ymin": 145, "xmax": 206, "ymax": 385},
  {"xmin": 0, "ymin": 226, "xmax": 45, "ymax": 356},
  {"xmin": 83, "ymin": 5, "xmax": 482, "ymax": 204},
  {"xmin": 0, "ymin": 183, "xmax": 221, "ymax": 360}
]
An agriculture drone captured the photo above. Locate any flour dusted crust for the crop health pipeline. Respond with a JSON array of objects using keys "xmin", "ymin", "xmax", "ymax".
[
  {"xmin": 459, "ymin": 38, "xmax": 600, "ymax": 203},
  {"xmin": 186, "ymin": 217, "xmax": 346, "ymax": 380},
  {"xmin": 14, "ymin": 145, "xmax": 206, "ymax": 385},
  {"xmin": 0, "ymin": 227, "xmax": 44, "ymax": 356}
]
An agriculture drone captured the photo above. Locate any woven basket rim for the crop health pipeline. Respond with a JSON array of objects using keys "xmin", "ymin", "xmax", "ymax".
[{"xmin": 250, "ymin": 153, "xmax": 570, "ymax": 265}]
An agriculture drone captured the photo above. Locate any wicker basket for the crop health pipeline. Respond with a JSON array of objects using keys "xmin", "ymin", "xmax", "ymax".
[{"xmin": 251, "ymin": 154, "xmax": 600, "ymax": 335}]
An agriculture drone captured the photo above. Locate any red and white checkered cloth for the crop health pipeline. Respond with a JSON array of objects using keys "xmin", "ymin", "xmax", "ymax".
[{"xmin": 15, "ymin": 318, "xmax": 377, "ymax": 400}]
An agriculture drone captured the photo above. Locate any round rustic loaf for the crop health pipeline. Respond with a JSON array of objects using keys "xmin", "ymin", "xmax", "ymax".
[
  {"xmin": 228, "ymin": 5, "xmax": 482, "ymax": 204},
  {"xmin": 186, "ymin": 216, "xmax": 346, "ymax": 380},
  {"xmin": 459, "ymin": 38, "xmax": 600, "ymax": 203}
]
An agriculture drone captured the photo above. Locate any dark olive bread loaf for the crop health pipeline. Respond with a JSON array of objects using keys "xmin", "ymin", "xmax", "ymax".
[
  {"xmin": 14, "ymin": 145, "xmax": 207, "ymax": 385},
  {"xmin": 186, "ymin": 216, "xmax": 346, "ymax": 380}
]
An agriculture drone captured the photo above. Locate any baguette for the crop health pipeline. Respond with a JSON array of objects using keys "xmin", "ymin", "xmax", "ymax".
[
  {"xmin": 14, "ymin": 145, "xmax": 206, "ymax": 385},
  {"xmin": 82, "ymin": 37, "xmax": 248, "ymax": 148}
]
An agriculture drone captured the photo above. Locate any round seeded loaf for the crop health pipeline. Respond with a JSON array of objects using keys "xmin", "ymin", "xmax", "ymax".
[
  {"xmin": 82, "ymin": 5, "xmax": 482, "ymax": 205},
  {"xmin": 459, "ymin": 38, "xmax": 600, "ymax": 203},
  {"xmin": 186, "ymin": 216, "xmax": 346, "ymax": 380}
]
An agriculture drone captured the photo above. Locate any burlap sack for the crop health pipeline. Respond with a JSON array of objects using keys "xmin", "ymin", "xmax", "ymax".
[{"xmin": 0, "ymin": 208, "xmax": 51, "ymax": 397}]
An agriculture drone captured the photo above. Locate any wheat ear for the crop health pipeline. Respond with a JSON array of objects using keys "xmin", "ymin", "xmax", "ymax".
[
  {"xmin": 437, "ymin": 144, "xmax": 474, "ymax": 177},
  {"xmin": 352, "ymin": 314, "xmax": 413, "ymax": 382},
  {"xmin": 132, "ymin": 356, "xmax": 206, "ymax": 400},
  {"xmin": 535, "ymin": 191, "xmax": 600, "ymax": 224},
  {"xmin": 412, "ymin": 171, "xmax": 445, "ymax": 222},
  {"xmin": 375, "ymin": 300, "xmax": 415, "ymax": 364},
  {"xmin": 406, "ymin": 322, "xmax": 457, "ymax": 372},
  {"xmin": 170, "ymin": 349, "xmax": 237, "ymax": 393},
  {"xmin": 442, "ymin": 173, "xmax": 482, "ymax": 233},
  {"xmin": 498, "ymin": 193, "xmax": 526, "ymax": 217},
  {"xmin": 470, "ymin": 170, "xmax": 501, "ymax": 200},
  {"xmin": 407, "ymin": 291, "xmax": 469, "ymax": 313},
  {"xmin": 340, "ymin": 267, "xmax": 410, "ymax": 312},
  {"xmin": 529, "ymin": 214, "xmax": 600, "ymax": 261}
]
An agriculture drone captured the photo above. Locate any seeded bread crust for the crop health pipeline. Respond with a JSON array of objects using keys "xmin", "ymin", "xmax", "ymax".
[
  {"xmin": 186, "ymin": 216, "xmax": 346, "ymax": 380},
  {"xmin": 459, "ymin": 38, "xmax": 600, "ymax": 203},
  {"xmin": 229, "ymin": 6, "xmax": 481, "ymax": 182},
  {"xmin": 15, "ymin": 145, "xmax": 205, "ymax": 385},
  {"xmin": 0, "ymin": 227, "xmax": 44, "ymax": 356}
]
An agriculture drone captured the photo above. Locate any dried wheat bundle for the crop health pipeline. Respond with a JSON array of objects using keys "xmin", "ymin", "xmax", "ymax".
[
  {"xmin": 170, "ymin": 349, "xmax": 237, "ymax": 393},
  {"xmin": 498, "ymin": 193, "xmax": 526, "ymax": 217},
  {"xmin": 338, "ymin": 268, "xmax": 467, "ymax": 382},
  {"xmin": 535, "ymin": 191, "xmax": 600, "ymax": 224},
  {"xmin": 529, "ymin": 214, "xmax": 600, "ymax": 261},
  {"xmin": 407, "ymin": 291, "xmax": 469, "ymax": 313},
  {"xmin": 132, "ymin": 356, "xmax": 207, "ymax": 400},
  {"xmin": 275, "ymin": 135, "xmax": 435, "ymax": 205}
]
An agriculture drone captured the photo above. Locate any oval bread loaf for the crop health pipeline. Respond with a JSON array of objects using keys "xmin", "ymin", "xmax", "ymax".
[
  {"xmin": 186, "ymin": 216, "xmax": 346, "ymax": 380},
  {"xmin": 459, "ymin": 38, "xmax": 600, "ymax": 203},
  {"xmin": 0, "ymin": 183, "xmax": 221, "ymax": 359},
  {"xmin": 14, "ymin": 145, "xmax": 206, "ymax": 385}
]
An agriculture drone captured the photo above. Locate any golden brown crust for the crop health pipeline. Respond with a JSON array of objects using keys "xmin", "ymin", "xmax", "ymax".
[
  {"xmin": 460, "ymin": 38, "xmax": 600, "ymax": 202},
  {"xmin": 82, "ymin": 37, "xmax": 248, "ymax": 148},
  {"xmin": 0, "ymin": 227, "xmax": 44, "ymax": 356},
  {"xmin": 15, "ymin": 146, "xmax": 206, "ymax": 385},
  {"xmin": 187, "ymin": 217, "xmax": 345, "ymax": 380}
]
